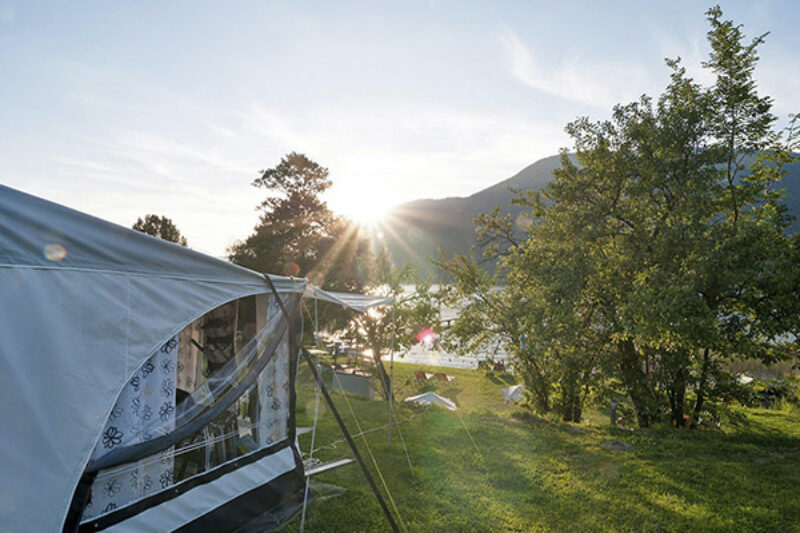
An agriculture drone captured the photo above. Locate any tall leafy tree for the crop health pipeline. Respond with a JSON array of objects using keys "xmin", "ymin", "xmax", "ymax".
[
  {"xmin": 229, "ymin": 153, "xmax": 437, "ymax": 400},
  {"xmin": 230, "ymin": 152, "xmax": 384, "ymax": 355},
  {"xmin": 229, "ymin": 152, "xmax": 343, "ymax": 280},
  {"xmin": 132, "ymin": 214, "xmax": 188, "ymax": 246},
  {"xmin": 442, "ymin": 6, "xmax": 800, "ymax": 427}
]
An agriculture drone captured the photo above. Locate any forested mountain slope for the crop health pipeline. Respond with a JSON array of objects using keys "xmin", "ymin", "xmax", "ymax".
[{"xmin": 384, "ymin": 154, "xmax": 800, "ymax": 278}]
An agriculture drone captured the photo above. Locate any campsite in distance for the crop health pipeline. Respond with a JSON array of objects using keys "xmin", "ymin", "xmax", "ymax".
[{"xmin": 3, "ymin": 2, "xmax": 800, "ymax": 532}]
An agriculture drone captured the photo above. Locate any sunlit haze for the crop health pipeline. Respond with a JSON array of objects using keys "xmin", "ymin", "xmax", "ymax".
[
  {"xmin": 331, "ymin": 188, "xmax": 392, "ymax": 228},
  {"xmin": 1, "ymin": 1, "xmax": 797, "ymax": 257}
]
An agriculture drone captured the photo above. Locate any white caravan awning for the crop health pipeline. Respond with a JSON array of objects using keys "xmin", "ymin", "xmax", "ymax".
[
  {"xmin": 0, "ymin": 185, "xmax": 305, "ymax": 532},
  {"xmin": 308, "ymin": 286, "xmax": 394, "ymax": 313}
]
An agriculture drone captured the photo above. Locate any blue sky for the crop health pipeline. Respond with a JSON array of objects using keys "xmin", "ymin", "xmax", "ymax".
[{"xmin": 1, "ymin": 1, "xmax": 798, "ymax": 256}]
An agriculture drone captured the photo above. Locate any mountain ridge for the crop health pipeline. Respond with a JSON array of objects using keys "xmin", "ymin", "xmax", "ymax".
[{"xmin": 382, "ymin": 153, "xmax": 800, "ymax": 278}]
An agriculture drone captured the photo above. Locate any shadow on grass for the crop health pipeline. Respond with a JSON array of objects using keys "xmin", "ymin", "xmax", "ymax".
[
  {"xmin": 420, "ymin": 410, "xmax": 623, "ymax": 531},
  {"xmin": 485, "ymin": 373, "xmax": 517, "ymax": 386},
  {"xmin": 415, "ymin": 382, "xmax": 438, "ymax": 394},
  {"xmin": 437, "ymin": 385, "xmax": 462, "ymax": 402},
  {"xmin": 585, "ymin": 411, "xmax": 800, "ymax": 531},
  {"xmin": 292, "ymin": 367, "xmax": 800, "ymax": 532}
]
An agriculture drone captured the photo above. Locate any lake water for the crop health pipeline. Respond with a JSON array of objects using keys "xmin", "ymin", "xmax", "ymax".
[
  {"xmin": 383, "ymin": 345, "xmax": 479, "ymax": 369},
  {"xmin": 381, "ymin": 285, "xmax": 510, "ymax": 370},
  {"xmin": 383, "ymin": 341, "xmax": 509, "ymax": 370}
]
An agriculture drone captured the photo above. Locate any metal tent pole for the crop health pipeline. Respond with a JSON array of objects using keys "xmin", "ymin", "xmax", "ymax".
[
  {"xmin": 388, "ymin": 303, "xmax": 395, "ymax": 445},
  {"xmin": 299, "ymin": 352, "xmax": 321, "ymax": 533},
  {"xmin": 301, "ymin": 348, "xmax": 400, "ymax": 533},
  {"xmin": 262, "ymin": 276, "xmax": 399, "ymax": 533},
  {"xmin": 314, "ymin": 297, "xmax": 319, "ymax": 348}
]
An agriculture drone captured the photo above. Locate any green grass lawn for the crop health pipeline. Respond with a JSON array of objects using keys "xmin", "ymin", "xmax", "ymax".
[{"xmin": 286, "ymin": 362, "xmax": 800, "ymax": 532}]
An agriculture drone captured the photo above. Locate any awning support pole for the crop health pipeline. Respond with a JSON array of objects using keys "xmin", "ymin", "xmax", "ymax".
[
  {"xmin": 388, "ymin": 303, "xmax": 395, "ymax": 445},
  {"xmin": 301, "ymin": 348, "xmax": 400, "ymax": 533},
  {"xmin": 263, "ymin": 273, "xmax": 399, "ymax": 533},
  {"xmin": 314, "ymin": 297, "xmax": 319, "ymax": 348},
  {"xmin": 299, "ymin": 351, "xmax": 321, "ymax": 533}
]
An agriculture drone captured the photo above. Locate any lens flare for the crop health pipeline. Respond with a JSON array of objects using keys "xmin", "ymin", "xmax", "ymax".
[
  {"xmin": 515, "ymin": 214, "xmax": 532, "ymax": 228},
  {"xmin": 417, "ymin": 327, "xmax": 436, "ymax": 347},
  {"xmin": 283, "ymin": 261, "xmax": 300, "ymax": 277},
  {"xmin": 44, "ymin": 243, "xmax": 67, "ymax": 262}
]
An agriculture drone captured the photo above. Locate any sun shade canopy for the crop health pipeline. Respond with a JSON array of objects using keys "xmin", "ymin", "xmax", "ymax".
[
  {"xmin": 307, "ymin": 286, "xmax": 394, "ymax": 313},
  {"xmin": 502, "ymin": 385, "xmax": 526, "ymax": 403},
  {"xmin": 403, "ymin": 392, "xmax": 458, "ymax": 411},
  {"xmin": 0, "ymin": 185, "xmax": 306, "ymax": 532}
]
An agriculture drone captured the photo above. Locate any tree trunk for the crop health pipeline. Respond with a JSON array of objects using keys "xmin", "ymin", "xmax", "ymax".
[
  {"xmin": 558, "ymin": 371, "xmax": 583, "ymax": 423},
  {"xmin": 533, "ymin": 387, "xmax": 550, "ymax": 415},
  {"xmin": 691, "ymin": 348, "xmax": 711, "ymax": 428},
  {"xmin": 668, "ymin": 365, "xmax": 687, "ymax": 428},
  {"xmin": 528, "ymin": 371, "xmax": 551, "ymax": 415},
  {"xmin": 617, "ymin": 340, "xmax": 656, "ymax": 428},
  {"xmin": 518, "ymin": 357, "xmax": 551, "ymax": 415},
  {"xmin": 568, "ymin": 389, "xmax": 582, "ymax": 423},
  {"xmin": 371, "ymin": 343, "xmax": 393, "ymax": 401}
]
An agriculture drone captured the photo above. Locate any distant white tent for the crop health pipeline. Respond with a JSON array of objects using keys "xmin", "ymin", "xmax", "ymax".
[
  {"xmin": 738, "ymin": 374, "xmax": 755, "ymax": 385},
  {"xmin": 502, "ymin": 385, "xmax": 526, "ymax": 404},
  {"xmin": 404, "ymin": 392, "xmax": 458, "ymax": 411}
]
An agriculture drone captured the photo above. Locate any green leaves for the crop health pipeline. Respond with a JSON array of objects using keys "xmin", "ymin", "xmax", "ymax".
[
  {"xmin": 441, "ymin": 6, "xmax": 800, "ymax": 427},
  {"xmin": 253, "ymin": 151, "xmax": 332, "ymax": 195},
  {"xmin": 228, "ymin": 152, "xmax": 340, "ymax": 277}
]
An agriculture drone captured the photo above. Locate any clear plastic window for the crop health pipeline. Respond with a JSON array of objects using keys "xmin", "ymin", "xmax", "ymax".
[{"xmin": 82, "ymin": 293, "xmax": 295, "ymax": 522}]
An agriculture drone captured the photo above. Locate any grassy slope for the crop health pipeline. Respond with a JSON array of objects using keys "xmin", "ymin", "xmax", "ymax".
[{"xmin": 287, "ymin": 363, "xmax": 800, "ymax": 532}]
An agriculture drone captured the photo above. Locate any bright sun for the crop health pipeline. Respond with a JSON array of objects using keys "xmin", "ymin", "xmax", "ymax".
[
  {"xmin": 347, "ymin": 202, "xmax": 387, "ymax": 227},
  {"xmin": 334, "ymin": 191, "xmax": 393, "ymax": 228}
]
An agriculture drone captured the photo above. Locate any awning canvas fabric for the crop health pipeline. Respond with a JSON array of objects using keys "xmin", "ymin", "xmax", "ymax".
[
  {"xmin": 0, "ymin": 185, "xmax": 305, "ymax": 532},
  {"xmin": 307, "ymin": 286, "xmax": 394, "ymax": 313},
  {"xmin": 403, "ymin": 392, "xmax": 458, "ymax": 411}
]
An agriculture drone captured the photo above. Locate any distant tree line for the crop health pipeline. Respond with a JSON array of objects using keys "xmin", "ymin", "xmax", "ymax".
[{"xmin": 132, "ymin": 214, "xmax": 188, "ymax": 246}]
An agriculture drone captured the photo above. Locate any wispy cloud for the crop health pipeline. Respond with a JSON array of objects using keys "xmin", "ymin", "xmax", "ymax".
[
  {"xmin": 17, "ymin": 59, "xmax": 569, "ymax": 257},
  {"xmin": 230, "ymin": 101, "xmax": 567, "ymax": 214},
  {"xmin": 52, "ymin": 156, "xmax": 118, "ymax": 175},
  {"xmin": 655, "ymin": 28, "xmax": 715, "ymax": 87},
  {"xmin": 115, "ymin": 132, "xmax": 254, "ymax": 175},
  {"xmin": 238, "ymin": 103, "xmax": 310, "ymax": 153},
  {"xmin": 499, "ymin": 28, "xmax": 650, "ymax": 109}
]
